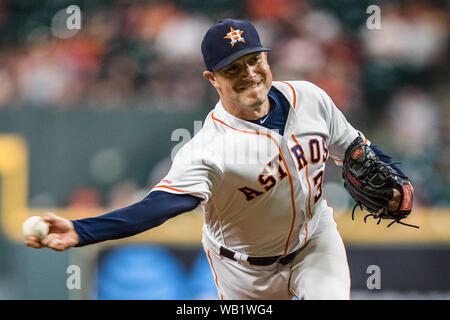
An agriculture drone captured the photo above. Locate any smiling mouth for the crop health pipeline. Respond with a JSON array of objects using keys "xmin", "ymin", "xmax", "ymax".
[{"xmin": 236, "ymin": 81, "xmax": 262, "ymax": 92}]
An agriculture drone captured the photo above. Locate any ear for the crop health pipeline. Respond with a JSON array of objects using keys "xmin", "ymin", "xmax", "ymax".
[{"xmin": 203, "ymin": 71, "xmax": 217, "ymax": 87}]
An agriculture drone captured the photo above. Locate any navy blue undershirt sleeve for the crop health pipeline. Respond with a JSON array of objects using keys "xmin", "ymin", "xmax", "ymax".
[
  {"xmin": 369, "ymin": 144, "xmax": 406, "ymax": 177},
  {"xmin": 72, "ymin": 191, "xmax": 201, "ymax": 247}
]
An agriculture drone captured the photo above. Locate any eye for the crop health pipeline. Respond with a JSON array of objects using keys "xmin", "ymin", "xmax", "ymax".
[
  {"xmin": 224, "ymin": 65, "xmax": 239, "ymax": 74},
  {"xmin": 249, "ymin": 55, "xmax": 261, "ymax": 64}
]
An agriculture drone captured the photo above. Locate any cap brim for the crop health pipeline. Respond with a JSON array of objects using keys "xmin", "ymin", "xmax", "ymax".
[{"xmin": 210, "ymin": 47, "xmax": 271, "ymax": 71}]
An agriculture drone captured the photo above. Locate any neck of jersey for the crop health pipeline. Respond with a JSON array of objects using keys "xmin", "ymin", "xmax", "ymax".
[{"xmin": 247, "ymin": 86, "xmax": 291, "ymax": 136}]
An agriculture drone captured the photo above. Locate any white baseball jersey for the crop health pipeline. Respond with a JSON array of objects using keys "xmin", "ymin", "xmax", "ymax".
[{"xmin": 151, "ymin": 80, "xmax": 363, "ymax": 259}]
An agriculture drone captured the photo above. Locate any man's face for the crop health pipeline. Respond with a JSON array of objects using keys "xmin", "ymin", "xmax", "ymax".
[{"xmin": 204, "ymin": 52, "xmax": 272, "ymax": 111}]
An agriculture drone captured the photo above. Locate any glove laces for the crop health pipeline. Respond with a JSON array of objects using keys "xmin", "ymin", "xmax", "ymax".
[{"xmin": 351, "ymin": 203, "xmax": 420, "ymax": 229}]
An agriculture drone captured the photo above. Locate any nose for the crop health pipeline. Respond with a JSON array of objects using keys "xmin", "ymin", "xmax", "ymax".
[{"xmin": 242, "ymin": 63, "xmax": 257, "ymax": 80}]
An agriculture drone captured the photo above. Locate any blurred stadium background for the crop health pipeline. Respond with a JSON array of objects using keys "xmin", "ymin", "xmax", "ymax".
[{"xmin": 0, "ymin": 0, "xmax": 448, "ymax": 300}]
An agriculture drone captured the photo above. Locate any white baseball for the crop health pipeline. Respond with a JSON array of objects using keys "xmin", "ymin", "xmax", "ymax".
[{"xmin": 22, "ymin": 216, "xmax": 49, "ymax": 239}]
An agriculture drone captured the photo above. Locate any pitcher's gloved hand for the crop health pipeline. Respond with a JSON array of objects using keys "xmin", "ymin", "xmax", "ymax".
[{"xmin": 342, "ymin": 136, "xmax": 417, "ymax": 228}]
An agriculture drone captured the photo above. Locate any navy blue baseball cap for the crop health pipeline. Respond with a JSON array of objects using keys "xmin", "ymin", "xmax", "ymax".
[{"xmin": 201, "ymin": 19, "xmax": 271, "ymax": 71}]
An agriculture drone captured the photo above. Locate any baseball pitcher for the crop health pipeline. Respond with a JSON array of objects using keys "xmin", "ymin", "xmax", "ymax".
[{"xmin": 25, "ymin": 19, "xmax": 415, "ymax": 300}]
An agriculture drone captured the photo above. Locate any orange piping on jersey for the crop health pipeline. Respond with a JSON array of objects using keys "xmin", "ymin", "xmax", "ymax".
[
  {"xmin": 151, "ymin": 185, "xmax": 187, "ymax": 193},
  {"xmin": 304, "ymin": 165, "xmax": 313, "ymax": 219},
  {"xmin": 207, "ymin": 250, "xmax": 224, "ymax": 300},
  {"xmin": 304, "ymin": 223, "xmax": 308, "ymax": 244},
  {"xmin": 291, "ymin": 135, "xmax": 313, "ymax": 219},
  {"xmin": 211, "ymin": 112, "xmax": 296, "ymax": 255},
  {"xmin": 211, "ymin": 112, "xmax": 256, "ymax": 135},
  {"xmin": 278, "ymin": 81, "xmax": 297, "ymax": 109}
]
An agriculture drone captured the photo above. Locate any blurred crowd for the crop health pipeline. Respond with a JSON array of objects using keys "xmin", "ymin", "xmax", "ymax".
[{"xmin": 0, "ymin": 0, "xmax": 448, "ymax": 207}]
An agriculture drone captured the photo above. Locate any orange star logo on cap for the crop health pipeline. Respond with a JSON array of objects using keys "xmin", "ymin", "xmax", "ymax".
[{"xmin": 224, "ymin": 27, "xmax": 245, "ymax": 47}]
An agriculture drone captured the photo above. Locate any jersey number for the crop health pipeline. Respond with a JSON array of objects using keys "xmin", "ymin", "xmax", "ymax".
[{"xmin": 312, "ymin": 170, "xmax": 324, "ymax": 203}]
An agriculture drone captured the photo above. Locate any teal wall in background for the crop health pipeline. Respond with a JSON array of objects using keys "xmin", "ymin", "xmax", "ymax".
[
  {"xmin": 0, "ymin": 233, "xmax": 70, "ymax": 299},
  {"xmin": 0, "ymin": 108, "xmax": 208, "ymax": 299},
  {"xmin": 0, "ymin": 108, "xmax": 209, "ymax": 206}
]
